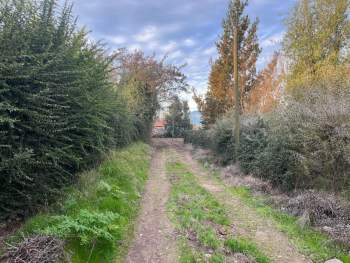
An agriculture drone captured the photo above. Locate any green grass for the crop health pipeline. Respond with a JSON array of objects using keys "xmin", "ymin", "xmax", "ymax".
[
  {"xmin": 178, "ymin": 239, "xmax": 207, "ymax": 263},
  {"xmin": 229, "ymin": 186, "xmax": 350, "ymax": 263},
  {"xmin": 199, "ymin": 163, "xmax": 350, "ymax": 262},
  {"xmin": 225, "ymin": 238, "xmax": 270, "ymax": 263},
  {"xmin": 166, "ymin": 158, "xmax": 271, "ymax": 263},
  {"xmin": 7, "ymin": 142, "xmax": 150, "ymax": 263}
]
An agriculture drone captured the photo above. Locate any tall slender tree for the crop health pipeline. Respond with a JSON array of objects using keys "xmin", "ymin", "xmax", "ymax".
[
  {"xmin": 195, "ymin": 0, "xmax": 261, "ymax": 126},
  {"xmin": 233, "ymin": 14, "xmax": 240, "ymax": 161}
]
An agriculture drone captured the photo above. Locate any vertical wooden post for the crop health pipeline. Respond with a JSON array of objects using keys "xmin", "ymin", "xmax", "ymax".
[
  {"xmin": 172, "ymin": 118, "xmax": 175, "ymax": 138},
  {"xmin": 233, "ymin": 17, "xmax": 240, "ymax": 162}
]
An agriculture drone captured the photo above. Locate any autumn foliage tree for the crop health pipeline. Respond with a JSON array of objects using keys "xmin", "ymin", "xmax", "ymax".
[
  {"xmin": 284, "ymin": 0, "xmax": 350, "ymax": 94},
  {"xmin": 246, "ymin": 53, "xmax": 284, "ymax": 114},
  {"xmin": 195, "ymin": 0, "xmax": 261, "ymax": 126},
  {"xmin": 114, "ymin": 49, "xmax": 188, "ymax": 140}
]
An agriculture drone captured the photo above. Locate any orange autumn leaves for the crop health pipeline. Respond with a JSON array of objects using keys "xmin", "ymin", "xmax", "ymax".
[{"xmin": 246, "ymin": 53, "xmax": 284, "ymax": 114}]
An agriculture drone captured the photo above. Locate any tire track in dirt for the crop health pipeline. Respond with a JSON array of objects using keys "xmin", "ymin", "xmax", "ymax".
[
  {"xmin": 170, "ymin": 139, "xmax": 311, "ymax": 263},
  {"xmin": 125, "ymin": 139, "xmax": 177, "ymax": 263}
]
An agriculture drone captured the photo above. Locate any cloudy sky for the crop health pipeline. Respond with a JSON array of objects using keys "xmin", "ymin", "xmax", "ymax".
[{"xmin": 62, "ymin": 0, "xmax": 296, "ymax": 110}]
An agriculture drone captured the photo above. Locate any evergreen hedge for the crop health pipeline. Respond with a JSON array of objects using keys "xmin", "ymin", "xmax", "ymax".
[{"xmin": 0, "ymin": 0, "xmax": 137, "ymax": 219}]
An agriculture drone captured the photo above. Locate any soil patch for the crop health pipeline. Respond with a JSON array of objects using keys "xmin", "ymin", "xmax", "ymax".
[{"xmin": 125, "ymin": 139, "xmax": 178, "ymax": 263}]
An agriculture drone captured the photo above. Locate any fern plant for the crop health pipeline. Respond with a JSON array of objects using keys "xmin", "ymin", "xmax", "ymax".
[{"xmin": 40, "ymin": 210, "xmax": 120, "ymax": 245}]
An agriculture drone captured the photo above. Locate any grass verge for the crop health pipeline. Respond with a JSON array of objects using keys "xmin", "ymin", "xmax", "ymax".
[
  {"xmin": 166, "ymin": 157, "xmax": 271, "ymax": 263},
  {"xmin": 229, "ymin": 186, "xmax": 350, "ymax": 263},
  {"xmin": 6, "ymin": 142, "xmax": 150, "ymax": 263}
]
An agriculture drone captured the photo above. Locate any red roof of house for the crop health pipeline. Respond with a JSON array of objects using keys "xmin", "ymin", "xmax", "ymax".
[{"xmin": 154, "ymin": 119, "xmax": 166, "ymax": 128}]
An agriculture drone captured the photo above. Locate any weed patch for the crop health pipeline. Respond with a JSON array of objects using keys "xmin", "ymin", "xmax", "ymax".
[
  {"xmin": 5, "ymin": 143, "xmax": 150, "ymax": 263},
  {"xmin": 166, "ymin": 156, "xmax": 271, "ymax": 263}
]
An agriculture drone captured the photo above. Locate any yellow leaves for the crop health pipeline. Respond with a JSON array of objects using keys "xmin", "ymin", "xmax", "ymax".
[
  {"xmin": 284, "ymin": 0, "xmax": 350, "ymax": 96},
  {"xmin": 286, "ymin": 63, "xmax": 350, "ymax": 98}
]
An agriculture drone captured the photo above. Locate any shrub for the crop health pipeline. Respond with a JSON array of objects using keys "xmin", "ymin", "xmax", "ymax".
[
  {"xmin": 0, "ymin": 0, "xmax": 137, "ymax": 219},
  {"xmin": 210, "ymin": 114, "xmax": 236, "ymax": 164},
  {"xmin": 186, "ymin": 87, "xmax": 350, "ymax": 192},
  {"xmin": 238, "ymin": 117, "xmax": 268, "ymax": 174},
  {"xmin": 254, "ymin": 129, "xmax": 299, "ymax": 190},
  {"xmin": 184, "ymin": 129, "xmax": 212, "ymax": 148},
  {"xmin": 9, "ymin": 143, "xmax": 150, "ymax": 263},
  {"xmin": 165, "ymin": 97, "xmax": 192, "ymax": 138},
  {"xmin": 187, "ymin": 113, "xmax": 268, "ymax": 168},
  {"xmin": 260, "ymin": 88, "xmax": 350, "ymax": 191}
]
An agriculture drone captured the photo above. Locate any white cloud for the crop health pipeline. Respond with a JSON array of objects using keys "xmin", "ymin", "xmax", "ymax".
[
  {"xmin": 261, "ymin": 31, "xmax": 285, "ymax": 48},
  {"xmin": 110, "ymin": 35, "xmax": 127, "ymax": 45},
  {"xmin": 128, "ymin": 43, "xmax": 142, "ymax": 51},
  {"xmin": 203, "ymin": 46, "xmax": 217, "ymax": 56},
  {"xmin": 147, "ymin": 41, "xmax": 160, "ymax": 50},
  {"xmin": 184, "ymin": 38, "xmax": 196, "ymax": 47},
  {"xmin": 134, "ymin": 25, "xmax": 158, "ymax": 42},
  {"xmin": 161, "ymin": 41, "xmax": 178, "ymax": 53},
  {"xmin": 133, "ymin": 24, "xmax": 183, "ymax": 44},
  {"xmin": 168, "ymin": 50, "xmax": 184, "ymax": 60}
]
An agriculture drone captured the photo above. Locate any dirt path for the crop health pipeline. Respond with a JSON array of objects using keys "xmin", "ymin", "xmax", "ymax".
[
  {"xmin": 170, "ymin": 139, "xmax": 311, "ymax": 263},
  {"xmin": 125, "ymin": 139, "xmax": 178, "ymax": 263},
  {"xmin": 126, "ymin": 139, "xmax": 311, "ymax": 263}
]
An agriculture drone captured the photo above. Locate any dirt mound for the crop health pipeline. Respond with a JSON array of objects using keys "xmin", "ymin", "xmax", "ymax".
[{"xmin": 5, "ymin": 235, "xmax": 69, "ymax": 263}]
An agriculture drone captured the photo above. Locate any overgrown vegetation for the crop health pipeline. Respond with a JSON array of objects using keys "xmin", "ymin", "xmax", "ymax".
[
  {"xmin": 166, "ymin": 157, "xmax": 271, "ymax": 263},
  {"xmin": 189, "ymin": 0, "xmax": 350, "ymax": 193},
  {"xmin": 187, "ymin": 87, "xmax": 350, "ymax": 192},
  {"xmin": 260, "ymin": 88, "xmax": 350, "ymax": 191},
  {"xmin": 115, "ymin": 50, "xmax": 188, "ymax": 140},
  {"xmin": 6, "ymin": 143, "xmax": 150, "ymax": 263},
  {"xmin": 228, "ymin": 186, "xmax": 350, "ymax": 262},
  {"xmin": 0, "ymin": 0, "xmax": 187, "ymax": 220}
]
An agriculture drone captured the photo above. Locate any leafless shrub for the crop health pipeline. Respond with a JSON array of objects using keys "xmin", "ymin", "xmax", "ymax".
[
  {"xmin": 6, "ymin": 235, "xmax": 69, "ymax": 263},
  {"xmin": 285, "ymin": 190, "xmax": 350, "ymax": 223},
  {"xmin": 282, "ymin": 190, "xmax": 350, "ymax": 246},
  {"xmin": 222, "ymin": 165, "xmax": 273, "ymax": 194}
]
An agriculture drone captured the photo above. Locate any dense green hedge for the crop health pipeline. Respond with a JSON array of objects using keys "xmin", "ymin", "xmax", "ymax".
[
  {"xmin": 13, "ymin": 143, "xmax": 150, "ymax": 263},
  {"xmin": 0, "ymin": 0, "xmax": 138, "ymax": 219},
  {"xmin": 186, "ymin": 89, "xmax": 350, "ymax": 192}
]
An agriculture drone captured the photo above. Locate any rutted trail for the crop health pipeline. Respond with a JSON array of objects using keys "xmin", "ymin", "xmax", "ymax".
[
  {"xmin": 126, "ymin": 139, "xmax": 313, "ymax": 263},
  {"xmin": 171, "ymin": 139, "xmax": 311, "ymax": 263},
  {"xmin": 125, "ymin": 140, "xmax": 177, "ymax": 263}
]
